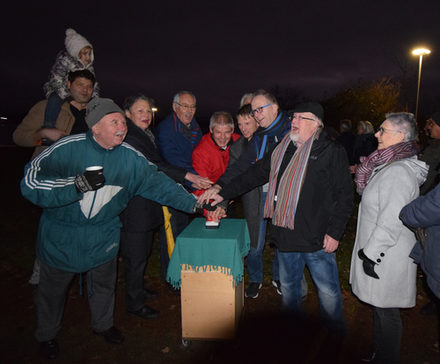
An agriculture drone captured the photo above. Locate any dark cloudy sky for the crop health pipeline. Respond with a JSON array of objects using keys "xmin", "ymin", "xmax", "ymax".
[{"xmin": 2, "ymin": 0, "xmax": 440, "ymax": 122}]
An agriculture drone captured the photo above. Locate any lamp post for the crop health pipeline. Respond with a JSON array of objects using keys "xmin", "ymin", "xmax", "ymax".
[
  {"xmin": 152, "ymin": 107, "xmax": 158, "ymax": 125},
  {"xmin": 412, "ymin": 47, "xmax": 431, "ymax": 122}
]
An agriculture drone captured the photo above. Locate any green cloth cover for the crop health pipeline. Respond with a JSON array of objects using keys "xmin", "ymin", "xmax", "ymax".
[{"xmin": 166, "ymin": 218, "xmax": 250, "ymax": 288}]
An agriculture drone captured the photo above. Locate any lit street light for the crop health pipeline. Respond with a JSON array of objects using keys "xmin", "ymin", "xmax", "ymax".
[
  {"xmin": 152, "ymin": 107, "xmax": 158, "ymax": 125},
  {"xmin": 412, "ymin": 47, "xmax": 431, "ymax": 122}
]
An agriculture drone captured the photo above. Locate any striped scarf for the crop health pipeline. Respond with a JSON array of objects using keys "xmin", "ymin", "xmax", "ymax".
[
  {"xmin": 354, "ymin": 140, "xmax": 418, "ymax": 194},
  {"xmin": 173, "ymin": 113, "xmax": 200, "ymax": 148},
  {"xmin": 264, "ymin": 129, "xmax": 318, "ymax": 229}
]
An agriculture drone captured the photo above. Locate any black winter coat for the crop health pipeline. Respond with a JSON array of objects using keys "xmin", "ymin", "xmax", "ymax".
[
  {"xmin": 120, "ymin": 119, "xmax": 188, "ymax": 232},
  {"xmin": 352, "ymin": 133, "xmax": 377, "ymax": 165},
  {"xmin": 220, "ymin": 130, "xmax": 354, "ymax": 252},
  {"xmin": 228, "ymin": 137, "xmax": 263, "ymax": 248}
]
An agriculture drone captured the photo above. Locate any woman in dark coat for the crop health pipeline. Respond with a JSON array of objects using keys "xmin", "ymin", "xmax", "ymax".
[
  {"xmin": 119, "ymin": 94, "xmax": 210, "ymax": 319},
  {"xmin": 352, "ymin": 120, "xmax": 378, "ymax": 166}
]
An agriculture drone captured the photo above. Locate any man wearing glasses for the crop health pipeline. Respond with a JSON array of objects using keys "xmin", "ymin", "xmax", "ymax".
[
  {"xmin": 156, "ymin": 91, "xmax": 213, "ymax": 283},
  {"xmin": 200, "ymin": 102, "xmax": 353, "ymax": 356},
  {"xmin": 199, "ymin": 89, "xmax": 291, "ymax": 299}
]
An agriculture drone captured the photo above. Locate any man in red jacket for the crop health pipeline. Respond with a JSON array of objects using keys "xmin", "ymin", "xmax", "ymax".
[{"xmin": 192, "ymin": 111, "xmax": 240, "ymax": 201}]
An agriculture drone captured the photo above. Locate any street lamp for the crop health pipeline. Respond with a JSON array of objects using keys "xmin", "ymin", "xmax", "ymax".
[
  {"xmin": 152, "ymin": 107, "xmax": 158, "ymax": 125},
  {"xmin": 412, "ymin": 47, "xmax": 431, "ymax": 122}
]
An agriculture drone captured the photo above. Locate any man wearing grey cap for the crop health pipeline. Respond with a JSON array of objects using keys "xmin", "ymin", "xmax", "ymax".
[
  {"xmin": 200, "ymin": 102, "xmax": 353, "ymax": 356},
  {"xmin": 21, "ymin": 97, "xmax": 200, "ymax": 360}
]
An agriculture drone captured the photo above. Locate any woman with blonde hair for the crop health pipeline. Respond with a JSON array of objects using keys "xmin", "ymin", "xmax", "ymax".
[{"xmin": 351, "ymin": 120, "xmax": 378, "ymax": 173}]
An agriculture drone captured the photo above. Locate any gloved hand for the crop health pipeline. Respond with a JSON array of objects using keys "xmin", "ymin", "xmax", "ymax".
[
  {"xmin": 193, "ymin": 201, "xmax": 217, "ymax": 214},
  {"xmin": 74, "ymin": 169, "xmax": 105, "ymax": 193},
  {"xmin": 358, "ymin": 249, "xmax": 379, "ymax": 279}
]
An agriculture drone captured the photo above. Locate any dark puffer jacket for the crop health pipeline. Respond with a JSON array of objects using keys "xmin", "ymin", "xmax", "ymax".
[{"xmin": 400, "ymin": 183, "xmax": 440, "ymax": 299}]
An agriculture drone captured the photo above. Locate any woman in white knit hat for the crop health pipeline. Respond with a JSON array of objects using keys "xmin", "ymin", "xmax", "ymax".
[{"xmin": 42, "ymin": 28, "xmax": 99, "ymax": 137}]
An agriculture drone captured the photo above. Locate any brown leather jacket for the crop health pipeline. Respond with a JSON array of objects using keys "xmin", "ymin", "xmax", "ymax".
[{"xmin": 13, "ymin": 100, "xmax": 75, "ymax": 159}]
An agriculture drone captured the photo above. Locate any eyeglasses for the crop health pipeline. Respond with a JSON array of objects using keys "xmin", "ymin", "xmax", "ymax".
[
  {"xmin": 176, "ymin": 102, "xmax": 196, "ymax": 110},
  {"xmin": 250, "ymin": 103, "xmax": 273, "ymax": 117},
  {"xmin": 289, "ymin": 114, "xmax": 317, "ymax": 122},
  {"xmin": 378, "ymin": 127, "xmax": 402, "ymax": 136}
]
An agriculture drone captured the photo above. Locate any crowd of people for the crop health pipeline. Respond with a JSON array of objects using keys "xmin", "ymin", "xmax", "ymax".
[{"xmin": 12, "ymin": 28, "xmax": 440, "ymax": 362}]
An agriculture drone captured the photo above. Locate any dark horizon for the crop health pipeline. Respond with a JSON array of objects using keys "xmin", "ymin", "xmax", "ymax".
[{"xmin": 2, "ymin": 1, "xmax": 440, "ymax": 124}]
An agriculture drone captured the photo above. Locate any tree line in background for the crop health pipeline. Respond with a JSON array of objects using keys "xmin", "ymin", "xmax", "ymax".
[
  {"xmin": 322, "ymin": 78, "xmax": 402, "ymax": 130},
  {"xmin": 272, "ymin": 77, "xmax": 439, "ymax": 133}
]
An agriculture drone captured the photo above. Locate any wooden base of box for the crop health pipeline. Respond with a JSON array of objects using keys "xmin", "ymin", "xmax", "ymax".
[{"xmin": 181, "ymin": 268, "xmax": 244, "ymax": 340}]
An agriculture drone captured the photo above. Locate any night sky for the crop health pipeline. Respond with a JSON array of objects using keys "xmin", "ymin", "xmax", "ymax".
[{"xmin": 2, "ymin": 0, "xmax": 440, "ymax": 124}]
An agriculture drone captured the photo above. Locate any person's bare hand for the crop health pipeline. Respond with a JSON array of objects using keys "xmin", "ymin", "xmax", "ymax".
[
  {"xmin": 197, "ymin": 184, "xmax": 222, "ymax": 204},
  {"xmin": 209, "ymin": 193, "xmax": 224, "ymax": 207},
  {"xmin": 211, "ymin": 206, "xmax": 227, "ymax": 221},
  {"xmin": 323, "ymin": 234, "xmax": 339, "ymax": 253},
  {"xmin": 39, "ymin": 128, "xmax": 68, "ymax": 142},
  {"xmin": 185, "ymin": 173, "xmax": 213, "ymax": 190}
]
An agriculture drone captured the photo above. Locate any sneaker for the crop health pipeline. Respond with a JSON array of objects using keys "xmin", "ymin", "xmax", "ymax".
[
  {"xmin": 94, "ymin": 326, "xmax": 124, "ymax": 345},
  {"xmin": 245, "ymin": 282, "xmax": 262, "ymax": 298},
  {"xmin": 29, "ymin": 259, "xmax": 41, "ymax": 285},
  {"xmin": 361, "ymin": 351, "xmax": 376, "ymax": 362},
  {"xmin": 40, "ymin": 339, "xmax": 59, "ymax": 360},
  {"xmin": 272, "ymin": 280, "xmax": 282, "ymax": 295}
]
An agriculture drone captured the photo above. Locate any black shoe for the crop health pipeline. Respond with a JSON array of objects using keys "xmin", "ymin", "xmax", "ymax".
[
  {"xmin": 361, "ymin": 351, "xmax": 376, "ymax": 362},
  {"xmin": 245, "ymin": 282, "xmax": 262, "ymax": 298},
  {"xmin": 272, "ymin": 279, "xmax": 282, "ymax": 295},
  {"xmin": 40, "ymin": 339, "xmax": 59, "ymax": 360},
  {"xmin": 143, "ymin": 287, "xmax": 158, "ymax": 299},
  {"xmin": 420, "ymin": 301, "xmax": 437, "ymax": 316},
  {"xmin": 94, "ymin": 326, "xmax": 124, "ymax": 345},
  {"xmin": 128, "ymin": 304, "xmax": 160, "ymax": 319}
]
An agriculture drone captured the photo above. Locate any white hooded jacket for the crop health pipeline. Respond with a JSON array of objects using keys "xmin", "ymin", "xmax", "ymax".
[
  {"xmin": 43, "ymin": 28, "xmax": 99, "ymax": 99},
  {"xmin": 350, "ymin": 156, "xmax": 428, "ymax": 308}
]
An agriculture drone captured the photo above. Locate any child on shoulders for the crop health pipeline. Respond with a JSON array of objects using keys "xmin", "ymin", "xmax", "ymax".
[{"xmin": 42, "ymin": 28, "xmax": 99, "ymax": 142}]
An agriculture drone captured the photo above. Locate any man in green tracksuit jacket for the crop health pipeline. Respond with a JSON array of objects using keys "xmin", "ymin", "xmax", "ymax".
[{"xmin": 21, "ymin": 97, "xmax": 198, "ymax": 360}]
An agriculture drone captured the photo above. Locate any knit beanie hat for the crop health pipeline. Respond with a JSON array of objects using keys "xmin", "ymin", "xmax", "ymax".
[
  {"xmin": 64, "ymin": 28, "xmax": 94, "ymax": 62},
  {"xmin": 86, "ymin": 98, "xmax": 124, "ymax": 129}
]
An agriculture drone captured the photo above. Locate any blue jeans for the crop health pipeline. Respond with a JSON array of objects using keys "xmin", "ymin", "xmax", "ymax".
[
  {"xmin": 44, "ymin": 92, "xmax": 63, "ymax": 126},
  {"xmin": 246, "ymin": 192, "xmax": 279, "ymax": 283},
  {"xmin": 278, "ymin": 249, "xmax": 345, "ymax": 334}
]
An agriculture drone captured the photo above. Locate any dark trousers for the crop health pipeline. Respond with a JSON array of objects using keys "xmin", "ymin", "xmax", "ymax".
[
  {"xmin": 372, "ymin": 306, "xmax": 402, "ymax": 363},
  {"xmin": 120, "ymin": 230, "xmax": 154, "ymax": 311},
  {"xmin": 159, "ymin": 208, "xmax": 189, "ymax": 280},
  {"xmin": 35, "ymin": 258, "xmax": 117, "ymax": 342}
]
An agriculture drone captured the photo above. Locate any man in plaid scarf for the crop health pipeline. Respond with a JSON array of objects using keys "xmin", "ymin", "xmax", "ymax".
[{"xmin": 201, "ymin": 102, "xmax": 353, "ymax": 354}]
